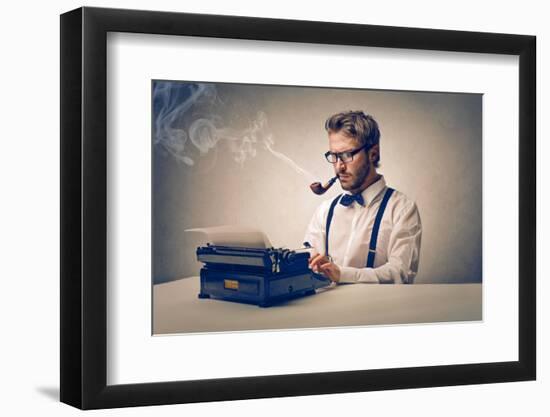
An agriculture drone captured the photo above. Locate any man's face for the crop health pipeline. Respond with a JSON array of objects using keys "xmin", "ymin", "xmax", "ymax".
[{"xmin": 328, "ymin": 130, "xmax": 370, "ymax": 193}]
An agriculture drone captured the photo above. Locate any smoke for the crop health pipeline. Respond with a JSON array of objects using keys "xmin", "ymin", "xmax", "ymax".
[
  {"xmin": 263, "ymin": 136, "xmax": 317, "ymax": 183},
  {"xmin": 153, "ymin": 82, "xmax": 218, "ymax": 166},
  {"xmin": 153, "ymin": 81, "xmax": 316, "ymax": 182}
]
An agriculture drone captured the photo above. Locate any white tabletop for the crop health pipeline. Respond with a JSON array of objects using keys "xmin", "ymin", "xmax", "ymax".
[{"xmin": 153, "ymin": 277, "xmax": 482, "ymax": 334}]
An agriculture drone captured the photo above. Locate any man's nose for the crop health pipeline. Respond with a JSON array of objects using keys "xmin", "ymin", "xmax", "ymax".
[{"xmin": 335, "ymin": 158, "xmax": 347, "ymax": 171}]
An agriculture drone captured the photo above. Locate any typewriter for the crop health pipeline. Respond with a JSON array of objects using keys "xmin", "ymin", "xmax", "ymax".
[{"xmin": 196, "ymin": 244, "xmax": 331, "ymax": 307}]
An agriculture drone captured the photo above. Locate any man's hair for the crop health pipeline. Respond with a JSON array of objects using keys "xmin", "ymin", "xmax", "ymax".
[{"xmin": 325, "ymin": 110, "xmax": 380, "ymax": 167}]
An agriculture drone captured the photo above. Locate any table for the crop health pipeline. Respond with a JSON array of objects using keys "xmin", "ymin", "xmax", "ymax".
[{"xmin": 153, "ymin": 277, "xmax": 482, "ymax": 334}]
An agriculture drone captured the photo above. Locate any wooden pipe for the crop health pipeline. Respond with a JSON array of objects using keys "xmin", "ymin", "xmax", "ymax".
[{"xmin": 310, "ymin": 175, "xmax": 338, "ymax": 195}]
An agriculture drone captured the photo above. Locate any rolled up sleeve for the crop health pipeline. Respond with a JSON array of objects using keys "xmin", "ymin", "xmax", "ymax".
[{"xmin": 303, "ymin": 201, "xmax": 330, "ymax": 256}]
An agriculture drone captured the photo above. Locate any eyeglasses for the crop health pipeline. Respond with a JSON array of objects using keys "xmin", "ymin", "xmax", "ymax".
[{"xmin": 324, "ymin": 144, "xmax": 370, "ymax": 163}]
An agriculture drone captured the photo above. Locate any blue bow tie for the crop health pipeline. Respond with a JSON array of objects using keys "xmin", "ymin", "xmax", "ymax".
[{"xmin": 340, "ymin": 193, "xmax": 365, "ymax": 207}]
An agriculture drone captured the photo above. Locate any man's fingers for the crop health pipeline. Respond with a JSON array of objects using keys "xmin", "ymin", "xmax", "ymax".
[
  {"xmin": 320, "ymin": 263, "xmax": 333, "ymax": 274},
  {"xmin": 310, "ymin": 253, "xmax": 324, "ymax": 263},
  {"xmin": 319, "ymin": 262, "xmax": 336, "ymax": 281},
  {"xmin": 309, "ymin": 253, "xmax": 326, "ymax": 268}
]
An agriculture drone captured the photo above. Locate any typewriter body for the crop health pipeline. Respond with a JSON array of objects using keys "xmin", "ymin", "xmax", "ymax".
[{"xmin": 196, "ymin": 244, "xmax": 330, "ymax": 307}]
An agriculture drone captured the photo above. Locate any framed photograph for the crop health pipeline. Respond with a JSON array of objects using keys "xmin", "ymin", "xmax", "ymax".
[{"xmin": 60, "ymin": 6, "xmax": 536, "ymax": 409}]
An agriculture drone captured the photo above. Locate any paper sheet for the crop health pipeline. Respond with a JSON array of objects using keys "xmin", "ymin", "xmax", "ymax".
[{"xmin": 184, "ymin": 225, "xmax": 273, "ymax": 249}]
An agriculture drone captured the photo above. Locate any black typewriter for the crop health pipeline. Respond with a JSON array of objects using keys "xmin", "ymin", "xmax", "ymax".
[{"xmin": 196, "ymin": 244, "xmax": 330, "ymax": 307}]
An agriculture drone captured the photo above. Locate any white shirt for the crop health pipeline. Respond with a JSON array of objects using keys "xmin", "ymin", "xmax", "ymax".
[{"xmin": 303, "ymin": 175, "xmax": 422, "ymax": 284}]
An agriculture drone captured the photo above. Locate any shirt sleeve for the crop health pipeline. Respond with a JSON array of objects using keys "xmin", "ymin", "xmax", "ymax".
[
  {"xmin": 339, "ymin": 200, "xmax": 422, "ymax": 284},
  {"xmin": 303, "ymin": 201, "xmax": 329, "ymax": 256}
]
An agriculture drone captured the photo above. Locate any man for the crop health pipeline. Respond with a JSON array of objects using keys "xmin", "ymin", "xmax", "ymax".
[{"xmin": 304, "ymin": 111, "xmax": 422, "ymax": 284}]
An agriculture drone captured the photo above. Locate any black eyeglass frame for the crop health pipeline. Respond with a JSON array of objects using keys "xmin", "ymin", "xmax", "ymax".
[{"xmin": 324, "ymin": 143, "xmax": 372, "ymax": 163}]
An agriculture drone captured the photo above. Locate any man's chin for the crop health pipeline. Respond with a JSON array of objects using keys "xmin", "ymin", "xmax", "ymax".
[
  {"xmin": 340, "ymin": 182, "xmax": 364, "ymax": 194},
  {"xmin": 339, "ymin": 177, "xmax": 355, "ymax": 190}
]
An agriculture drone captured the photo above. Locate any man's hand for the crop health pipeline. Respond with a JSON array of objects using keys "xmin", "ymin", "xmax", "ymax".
[{"xmin": 309, "ymin": 253, "xmax": 341, "ymax": 283}]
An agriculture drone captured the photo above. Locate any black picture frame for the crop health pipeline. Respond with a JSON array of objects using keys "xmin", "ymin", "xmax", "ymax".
[{"xmin": 60, "ymin": 6, "xmax": 536, "ymax": 410}]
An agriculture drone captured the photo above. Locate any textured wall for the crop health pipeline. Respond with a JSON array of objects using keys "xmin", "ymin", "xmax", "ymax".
[{"xmin": 152, "ymin": 81, "xmax": 482, "ymax": 284}]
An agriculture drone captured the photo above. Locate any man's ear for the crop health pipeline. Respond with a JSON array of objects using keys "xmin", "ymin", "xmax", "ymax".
[{"xmin": 368, "ymin": 144, "xmax": 380, "ymax": 163}]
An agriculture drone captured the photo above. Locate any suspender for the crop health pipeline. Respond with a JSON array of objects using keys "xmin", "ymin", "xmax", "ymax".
[
  {"xmin": 325, "ymin": 194, "xmax": 342, "ymax": 257},
  {"xmin": 366, "ymin": 188, "xmax": 394, "ymax": 267},
  {"xmin": 325, "ymin": 187, "xmax": 394, "ymax": 268}
]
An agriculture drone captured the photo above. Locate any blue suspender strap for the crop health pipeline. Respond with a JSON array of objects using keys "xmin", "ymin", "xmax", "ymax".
[
  {"xmin": 325, "ymin": 194, "xmax": 342, "ymax": 257},
  {"xmin": 366, "ymin": 188, "xmax": 394, "ymax": 268}
]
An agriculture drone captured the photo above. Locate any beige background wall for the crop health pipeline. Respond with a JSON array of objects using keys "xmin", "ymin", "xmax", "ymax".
[{"xmin": 153, "ymin": 81, "xmax": 482, "ymax": 284}]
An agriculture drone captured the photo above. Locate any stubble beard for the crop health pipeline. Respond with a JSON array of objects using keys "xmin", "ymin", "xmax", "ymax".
[{"xmin": 341, "ymin": 159, "xmax": 371, "ymax": 193}]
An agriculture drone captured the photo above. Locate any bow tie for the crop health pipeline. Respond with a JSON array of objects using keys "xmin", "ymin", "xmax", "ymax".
[{"xmin": 340, "ymin": 193, "xmax": 365, "ymax": 207}]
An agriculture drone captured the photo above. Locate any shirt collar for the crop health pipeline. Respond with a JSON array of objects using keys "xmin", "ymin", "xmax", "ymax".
[{"xmin": 344, "ymin": 175, "xmax": 386, "ymax": 207}]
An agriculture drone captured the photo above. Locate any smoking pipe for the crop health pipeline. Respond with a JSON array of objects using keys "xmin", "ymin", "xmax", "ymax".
[{"xmin": 310, "ymin": 175, "xmax": 338, "ymax": 195}]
